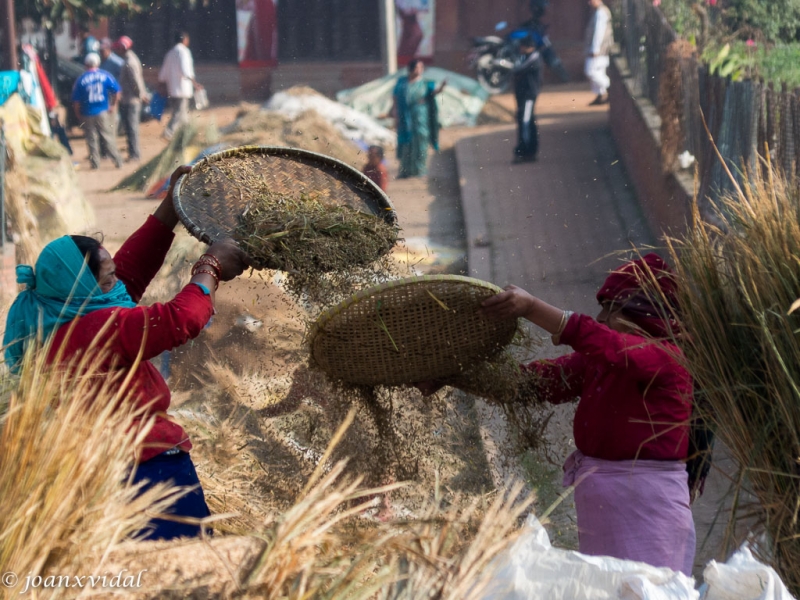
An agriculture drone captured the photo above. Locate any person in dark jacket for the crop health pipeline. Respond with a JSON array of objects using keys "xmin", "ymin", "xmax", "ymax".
[{"xmin": 512, "ymin": 36, "xmax": 543, "ymax": 163}]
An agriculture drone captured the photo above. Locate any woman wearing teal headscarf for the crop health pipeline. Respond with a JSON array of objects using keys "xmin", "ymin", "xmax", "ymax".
[
  {"xmin": 392, "ymin": 59, "xmax": 446, "ymax": 178},
  {"xmin": 3, "ymin": 166, "xmax": 252, "ymax": 541},
  {"xmin": 3, "ymin": 236, "xmax": 137, "ymax": 370}
]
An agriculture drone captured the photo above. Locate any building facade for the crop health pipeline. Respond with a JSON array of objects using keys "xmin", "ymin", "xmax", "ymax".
[{"xmin": 109, "ymin": 0, "xmax": 590, "ymax": 102}]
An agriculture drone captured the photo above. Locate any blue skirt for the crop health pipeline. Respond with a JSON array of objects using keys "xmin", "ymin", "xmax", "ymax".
[{"xmin": 131, "ymin": 451, "xmax": 212, "ymax": 541}]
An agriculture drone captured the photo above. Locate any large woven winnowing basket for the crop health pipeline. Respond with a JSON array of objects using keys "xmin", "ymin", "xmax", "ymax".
[
  {"xmin": 173, "ymin": 146, "xmax": 397, "ymax": 261},
  {"xmin": 308, "ymin": 275, "xmax": 518, "ymax": 386}
]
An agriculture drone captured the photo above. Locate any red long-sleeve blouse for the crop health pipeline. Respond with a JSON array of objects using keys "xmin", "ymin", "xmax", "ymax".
[
  {"xmin": 48, "ymin": 216, "xmax": 214, "ymax": 462},
  {"xmin": 525, "ymin": 313, "xmax": 693, "ymax": 461}
]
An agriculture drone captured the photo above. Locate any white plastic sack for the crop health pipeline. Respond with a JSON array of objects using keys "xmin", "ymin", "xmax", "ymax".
[
  {"xmin": 702, "ymin": 546, "xmax": 796, "ymax": 600},
  {"xmin": 336, "ymin": 66, "xmax": 490, "ymax": 129},
  {"xmin": 263, "ymin": 91, "xmax": 396, "ymax": 149},
  {"xmin": 481, "ymin": 515, "xmax": 698, "ymax": 600}
]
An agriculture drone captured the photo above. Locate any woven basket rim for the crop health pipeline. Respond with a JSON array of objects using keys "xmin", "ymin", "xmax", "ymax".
[
  {"xmin": 172, "ymin": 145, "xmax": 398, "ymax": 245},
  {"xmin": 307, "ymin": 274, "xmax": 506, "ymax": 343}
]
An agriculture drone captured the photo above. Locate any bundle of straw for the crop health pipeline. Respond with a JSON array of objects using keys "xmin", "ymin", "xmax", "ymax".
[
  {"xmin": 666, "ymin": 161, "xmax": 800, "ymax": 593},
  {"xmin": 0, "ymin": 339, "xmax": 178, "ymax": 598}
]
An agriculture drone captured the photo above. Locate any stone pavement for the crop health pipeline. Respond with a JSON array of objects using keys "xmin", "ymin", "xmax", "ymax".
[
  {"xmin": 457, "ymin": 84, "xmax": 654, "ymax": 317},
  {"xmin": 454, "ymin": 83, "xmax": 724, "ymax": 576}
]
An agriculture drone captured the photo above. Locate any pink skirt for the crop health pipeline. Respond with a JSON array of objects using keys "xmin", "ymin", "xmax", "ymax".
[{"xmin": 563, "ymin": 450, "xmax": 696, "ymax": 575}]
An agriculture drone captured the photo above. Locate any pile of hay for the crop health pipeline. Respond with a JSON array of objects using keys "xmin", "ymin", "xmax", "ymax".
[
  {"xmin": 667, "ymin": 161, "xmax": 800, "ymax": 593},
  {"xmin": 115, "ymin": 87, "xmax": 373, "ymax": 196},
  {"xmin": 0, "ymin": 345, "xmax": 531, "ymax": 599}
]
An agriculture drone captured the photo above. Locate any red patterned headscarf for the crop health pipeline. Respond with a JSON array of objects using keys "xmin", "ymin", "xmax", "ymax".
[{"xmin": 596, "ymin": 253, "xmax": 680, "ymax": 338}]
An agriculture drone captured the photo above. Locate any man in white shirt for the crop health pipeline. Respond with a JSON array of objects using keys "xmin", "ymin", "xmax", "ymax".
[
  {"xmin": 158, "ymin": 31, "xmax": 202, "ymax": 140},
  {"xmin": 585, "ymin": 0, "xmax": 614, "ymax": 105}
]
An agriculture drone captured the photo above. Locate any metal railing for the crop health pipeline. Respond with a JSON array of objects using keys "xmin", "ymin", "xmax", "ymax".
[
  {"xmin": 618, "ymin": 0, "xmax": 800, "ymax": 206},
  {"xmin": 619, "ymin": 0, "xmax": 677, "ymax": 107}
]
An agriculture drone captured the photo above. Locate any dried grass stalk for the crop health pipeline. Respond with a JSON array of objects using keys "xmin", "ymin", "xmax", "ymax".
[
  {"xmin": 159, "ymin": 409, "xmax": 533, "ymax": 599},
  {"xmin": 0, "ymin": 336, "xmax": 179, "ymax": 598},
  {"xmin": 237, "ymin": 194, "xmax": 397, "ymax": 273},
  {"xmin": 666, "ymin": 160, "xmax": 800, "ymax": 593},
  {"xmin": 236, "ymin": 193, "xmax": 398, "ymax": 305}
]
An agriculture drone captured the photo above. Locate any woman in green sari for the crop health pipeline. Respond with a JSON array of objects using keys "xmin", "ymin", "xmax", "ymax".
[{"xmin": 392, "ymin": 59, "xmax": 446, "ymax": 178}]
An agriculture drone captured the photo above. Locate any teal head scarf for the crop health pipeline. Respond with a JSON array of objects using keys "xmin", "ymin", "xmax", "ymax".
[{"xmin": 3, "ymin": 236, "xmax": 136, "ymax": 371}]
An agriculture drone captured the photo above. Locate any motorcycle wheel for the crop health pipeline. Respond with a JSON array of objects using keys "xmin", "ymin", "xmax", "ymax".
[{"xmin": 476, "ymin": 55, "xmax": 511, "ymax": 95}]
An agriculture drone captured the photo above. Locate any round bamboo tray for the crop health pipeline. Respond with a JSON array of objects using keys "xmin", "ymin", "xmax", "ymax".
[
  {"xmin": 173, "ymin": 145, "xmax": 397, "ymax": 267},
  {"xmin": 308, "ymin": 275, "xmax": 518, "ymax": 386}
]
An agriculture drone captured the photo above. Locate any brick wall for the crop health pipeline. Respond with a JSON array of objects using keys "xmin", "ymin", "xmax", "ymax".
[{"xmin": 138, "ymin": 1, "xmax": 594, "ymax": 103}]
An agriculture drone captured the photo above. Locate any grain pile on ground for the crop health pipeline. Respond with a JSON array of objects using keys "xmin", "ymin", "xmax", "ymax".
[
  {"xmin": 115, "ymin": 87, "xmax": 376, "ymax": 196},
  {"xmin": 667, "ymin": 162, "xmax": 800, "ymax": 594}
]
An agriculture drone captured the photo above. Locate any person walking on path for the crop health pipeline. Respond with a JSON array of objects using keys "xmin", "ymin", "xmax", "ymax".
[
  {"xmin": 159, "ymin": 32, "xmax": 202, "ymax": 141},
  {"xmin": 585, "ymin": 0, "xmax": 613, "ymax": 105},
  {"xmin": 391, "ymin": 58, "xmax": 445, "ymax": 178},
  {"xmin": 75, "ymin": 25, "xmax": 99, "ymax": 64},
  {"xmin": 362, "ymin": 145, "xmax": 389, "ymax": 192},
  {"xmin": 512, "ymin": 35, "xmax": 543, "ymax": 163},
  {"xmin": 116, "ymin": 36, "xmax": 148, "ymax": 162},
  {"xmin": 71, "ymin": 52, "xmax": 123, "ymax": 170}
]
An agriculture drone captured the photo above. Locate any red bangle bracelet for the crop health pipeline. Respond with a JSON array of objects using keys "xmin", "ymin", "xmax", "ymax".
[
  {"xmin": 197, "ymin": 253, "xmax": 223, "ymax": 275},
  {"xmin": 191, "ymin": 267, "xmax": 219, "ymax": 290}
]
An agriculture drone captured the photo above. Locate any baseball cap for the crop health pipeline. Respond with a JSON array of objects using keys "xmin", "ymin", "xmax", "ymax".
[{"xmin": 116, "ymin": 35, "xmax": 133, "ymax": 51}]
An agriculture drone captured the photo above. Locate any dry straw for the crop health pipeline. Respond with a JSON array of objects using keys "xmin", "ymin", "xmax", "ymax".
[
  {"xmin": 1, "ymin": 329, "xmax": 535, "ymax": 598},
  {"xmin": 0, "ymin": 334, "xmax": 179, "ymax": 598},
  {"xmin": 174, "ymin": 146, "xmax": 399, "ymax": 305},
  {"xmin": 120, "ymin": 409, "xmax": 534, "ymax": 599},
  {"xmin": 665, "ymin": 158, "xmax": 800, "ymax": 593},
  {"xmin": 173, "ymin": 146, "xmax": 397, "ymax": 252}
]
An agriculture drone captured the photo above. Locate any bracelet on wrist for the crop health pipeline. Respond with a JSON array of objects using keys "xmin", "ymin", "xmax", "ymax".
[
  {"xmin": 191, "ymin": 260, "xmax": 221, "ymax": 280},
  {"xmin": 194, "ymin": 254, "xmax": 223, "ymax": 278},
  {"xmin": 191, "ymin": 267, "xmax": 219, "ymax": 291},
  {"xmin": 551, "ymin": 310, "xmax": 574, "ymax": 345}
]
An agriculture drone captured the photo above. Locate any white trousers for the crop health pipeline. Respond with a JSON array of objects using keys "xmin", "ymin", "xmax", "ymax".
[{"xmin": 585, "ymin": 55, "xmax": 611, "ymax": 95}]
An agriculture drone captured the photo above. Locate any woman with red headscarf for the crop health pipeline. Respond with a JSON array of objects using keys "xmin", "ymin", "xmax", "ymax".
[{"xmin": 420, "ymin": 254, "xmax": 695, "ymax": 574}]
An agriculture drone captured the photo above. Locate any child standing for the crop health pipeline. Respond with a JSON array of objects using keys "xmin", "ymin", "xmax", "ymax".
[{"xmin": 362, "ymin": 145, "xmax": 389, "ymax": 193}]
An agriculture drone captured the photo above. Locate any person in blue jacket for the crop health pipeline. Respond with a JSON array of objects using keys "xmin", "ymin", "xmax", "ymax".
[{"xmin": 71, "ymin": 53, "xmax": 123, "ymax": 170}]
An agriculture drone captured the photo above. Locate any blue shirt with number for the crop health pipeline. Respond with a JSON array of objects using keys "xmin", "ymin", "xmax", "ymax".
[{"xmin": 71, "ymin": 68, "xmax": 120, "ymax": 116}]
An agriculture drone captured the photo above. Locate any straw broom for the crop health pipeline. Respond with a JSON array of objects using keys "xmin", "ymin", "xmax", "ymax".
[{"xmin": 666, "ymin": 158, "xmax": 800, "ymax": 593}]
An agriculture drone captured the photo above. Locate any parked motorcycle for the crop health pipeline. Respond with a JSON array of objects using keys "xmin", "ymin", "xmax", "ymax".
[{"xmin": 468, "ymin": 20, "xmax": 569, "ymax": 94}]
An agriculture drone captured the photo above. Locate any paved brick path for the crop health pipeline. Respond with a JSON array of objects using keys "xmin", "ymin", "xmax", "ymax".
[{"xmin": 457, "ymin": 84, "xmax": 654, "ymax": 319}]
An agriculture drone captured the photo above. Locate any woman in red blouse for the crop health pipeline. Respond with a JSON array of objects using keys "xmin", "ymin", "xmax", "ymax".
[
  {"xmin": 4, "ymin": 166, "xmax": 252, "ymax": 541},
  {"xmin": 488, "ymin": 254, "xmax": 695, "ymax": 573},
  {"xmin": 421, "ymin": 254, "xmax": 696, "ymax": 574}
]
